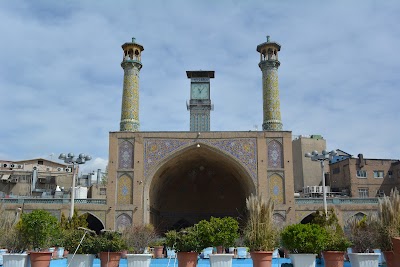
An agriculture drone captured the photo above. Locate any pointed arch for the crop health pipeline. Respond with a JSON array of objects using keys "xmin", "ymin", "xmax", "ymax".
[
  {"xmin": 117, "ymin": 173, "xmax": 133, "ymax": 205},
  {"xmin": 273, "ymin": 213, "xmax": 285, "ymax": 225},
  {"xmin": 143, "ymin": 142, "xmax": 256, "ymax": 227},
  {"xmin": 118, "ymin": 139, "xmax": 134, "ymax": 169},
  {"xmin": 269, "ymin": 173, "xmax": 284, "ymax": 204},
  {"xmin": 268, "ymin": 139, "xmax": 283, "ymax": 168},
  {"xmin": 81, "ymin": 212, "xmax": 105, "ymax": 234},
  {"xmin": 116, "ymin": 213, "xmax": 132, "ymax": 231}
]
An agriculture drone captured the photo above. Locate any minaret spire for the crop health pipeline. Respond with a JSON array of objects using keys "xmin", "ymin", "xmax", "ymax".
[
  {"xmin": 120, "ymin": 38, "xmax": 144, "ymax": 132},
  {"xmin": 257, "ymin": 35, "xmax": 283, "ymax": 131}
]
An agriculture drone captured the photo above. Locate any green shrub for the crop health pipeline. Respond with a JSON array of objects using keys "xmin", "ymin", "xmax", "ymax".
[
  {"xmin": 63, "ymin": 229, "xmax": 97, "ymax": 254},
  {"xmin": 197, "ymin": 216, "xmax": 239, "ymax": 248},
  {"xmin": 18, "ymin": 210, "xmax": 61, "ymax": 251},
  {"xmin": 94, "ymin": 231, "xmax": 127, "ymax": 252},
  {"xmin": 281, "ymin": 223, "xmax": 328, "ymax": 254},
  {"xmin": 310, "ymin": 209, "xmax": 351, "ymax": 251},
  {"xmin": 165, "ymin": 226, "xmax": 201, "ymax": 252}
]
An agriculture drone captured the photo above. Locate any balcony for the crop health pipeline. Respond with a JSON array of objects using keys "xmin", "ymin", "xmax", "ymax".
[
  {"xmin": 295, "ymin": 197, "xmax": 379, "ymax": 205},
  {"xmin": 0, "ymin": 198, "xmax": 106, "ymax": 205}
]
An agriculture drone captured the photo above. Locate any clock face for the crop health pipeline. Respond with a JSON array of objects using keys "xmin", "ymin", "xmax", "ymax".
[{"xmin": 191, "ymin": 83, "xmax": 209, "ymax": 99}]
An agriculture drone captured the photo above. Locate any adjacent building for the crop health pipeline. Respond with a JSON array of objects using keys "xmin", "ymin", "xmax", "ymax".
[{"xmin": 328, "ymin": 153, "xmax": 400, "ymax": 197}]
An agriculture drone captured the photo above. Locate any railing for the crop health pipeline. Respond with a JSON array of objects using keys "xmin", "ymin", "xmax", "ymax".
[
  {"xmin": 0, "ymin": 198, "xmax": 106, "ymax": 205},
  {"xmin": 295, "ymin": 197, "xmax": 379, "ymax": 205}
]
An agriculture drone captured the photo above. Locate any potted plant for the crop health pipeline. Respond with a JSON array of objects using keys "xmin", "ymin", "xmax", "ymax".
[
  {"xmin": 346, "ymin": 215, "xmax": 380, "ymax": 267},
  {"xmin": 165, "ymin": 226, "xmax": 202, "ymax": 267},
  {"xmin": 309, "ymin": 209, "xmax": 351, "ymax": 267},
  {"xmin": 94, "ymin": 230, "xmax": 127, "ymax": 267},
  {"xmin": 149, "ymin": 237, "xmax": 165, "ymax": 258},
  {"xmin": 376, "ymin": 188, "xmax": 400, "ymax": 267},
  {"xmin": 1, "ymin": 226, "xmax": 28, "ymax": 267},
  {"xmin": 63, "ymin": 228, "xmax": 97, "ymax": 267},
  {"xmin": 198, "ymin": 216, "xmax": 239, "ymax": 254},
  {"xmin": 243, "ymin": 194, "xmax": 278, "ymax": 267},
  {"xmin": 17, "ymin": 209, "xmax": 61, "ymax": 267},
  {"xmin": 122, "ymin": 224, "xmax": 158, "ymax": 267},
  {"xmin": 280, "ymin": 223, "xmax": 328, "ymax": 267}
]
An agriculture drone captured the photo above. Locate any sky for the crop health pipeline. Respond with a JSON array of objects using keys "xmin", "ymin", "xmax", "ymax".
[{"xmin": 0, "ymin": 1, "xmax": 399, "ymax": 174}]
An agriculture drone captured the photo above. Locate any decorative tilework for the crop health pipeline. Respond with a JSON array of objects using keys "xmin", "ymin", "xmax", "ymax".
[
  {"xmin": 268, "ymin": 140, "xmax": 283, "ymax": 168},
  {"xmin": 342, "ymin": 211, "xmax": 374, "ymax": 228},
  {"xmin": 119, "ymin": 140, "xmax": 134, "ymax": 169},
  {"xmin": 261, "ymin": 61, "xmax": 282, "ymax": 131},
  {"xmin": 273, "ymin": 213, "xmax": 286, "ymax": 225},
  {"xmin": 120, "ymin": 62, "xmax": 141, "ymax": 131},
  {"xmin": 116, "ymin": 213, "xmax": 132, "ymax": 231},
  {"xmin": 117, "ymin": 174, "xmax": 133, "ymax": 204},
  {"xmin": 144, "ymin": 138, "xmax": 257, "ymax": 183},
  {"xmin": 269, "ymin": 174, "xmax": 284, "ymax": 204}
]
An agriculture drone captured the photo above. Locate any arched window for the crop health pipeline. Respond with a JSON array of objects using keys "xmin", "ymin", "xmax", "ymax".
[
  {"xmin": 119, "ymin": 140, "xmax": 134, "ymax": 169},
  {"xmin": 268, "ymin": 140, "xmax": 283, "ymax": 168}
]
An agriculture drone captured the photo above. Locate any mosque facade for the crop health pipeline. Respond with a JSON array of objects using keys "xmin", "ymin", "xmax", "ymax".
[{"xmin": 106, "ymin": 36, "xmax": 297, "ymax": 232}]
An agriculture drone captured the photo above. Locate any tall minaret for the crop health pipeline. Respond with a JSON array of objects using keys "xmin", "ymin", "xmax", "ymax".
[
  {"xmin": 257, "ymin": 36, "xmax": 283, "ymax": 131},
  {"xmin": 120, "ymin": 38, "xmax": 144, "ymax": 132}
]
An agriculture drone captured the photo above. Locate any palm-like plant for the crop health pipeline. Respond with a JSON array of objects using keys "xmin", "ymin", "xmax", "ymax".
[
  {"xmin": 244, "ymin": 194, "xmax": 278, "ymax": 251},
  {"xmin": 376, "ymin": 188, "xmax": 400, "ymax": 251}
]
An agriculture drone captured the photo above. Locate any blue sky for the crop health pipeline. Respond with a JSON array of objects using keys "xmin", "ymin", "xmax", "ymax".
[{"xmin": 0, "ymin": 1, "xmax": 399, "ymax": 173}]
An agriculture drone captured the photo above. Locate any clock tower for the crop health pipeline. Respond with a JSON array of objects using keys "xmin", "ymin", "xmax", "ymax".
[
  {"xmin": 257, "ymin": 36, "xmax": 283, "ymax": 131},
  {"xmin": 186, "ymin": 70, "xmax": 214, "ymax": 132}
]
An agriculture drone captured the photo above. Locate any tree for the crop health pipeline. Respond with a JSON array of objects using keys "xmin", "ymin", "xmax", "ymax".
[
  {"xmin": 18, "ymin": 210, "xmax": 61, "ymax": 251},
  {"xmin": 101, "ymin": 165, "xmax": 108, "ymax": 186}
]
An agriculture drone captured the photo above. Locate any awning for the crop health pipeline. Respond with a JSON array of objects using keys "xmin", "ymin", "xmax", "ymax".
[{"xmin": 1, "ymin": 174, "xmax": 10, "ymax": 180}]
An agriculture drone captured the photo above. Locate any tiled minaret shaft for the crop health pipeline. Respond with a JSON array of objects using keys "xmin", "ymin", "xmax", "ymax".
[
  {"xmin": 257, "ymin": 36, "xmax": 283, "ymax": 131},
  {"xmin": 120, "ymin": 38, "xmax": 144, "ymax": 132}
]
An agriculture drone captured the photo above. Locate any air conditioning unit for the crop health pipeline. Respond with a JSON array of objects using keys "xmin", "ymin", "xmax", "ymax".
[
  {"xmin": 46, "ymin": 167, "xmax": 51, "ymax": 171},
  {"xmin": 10, "ymin": 163, "xmax": 16, "ymax": 168},
  {"xmin": 65, "ymin": 167, "xmax": 73, "ymax": 173},
  {"xmin": 57, "ymin": 167, "xmax": 64, "ymax": 172},
  {"xmin": 16, "ymin": 164, "xmax": 24, "ymax": 169},
  {"xmin": 2, "ymin": 163, "xmax": 10, "ymax": 168}
]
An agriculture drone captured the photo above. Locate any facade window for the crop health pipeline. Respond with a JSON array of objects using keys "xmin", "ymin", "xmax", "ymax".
[
  {"xmin": 376, "ymin": 190, "xmax": 385, "ymax": 197},
  {"xmin": 358, "ymin": 188, "xmax": 369, "ymax": 198},
  {"xmin": 388, "ymin": 171, "xmax": 393, "ymax": 178},
  {"xmin": 100, "ymin": 188, "xmax": 107, "ymax": 195},
  {"xmin": 38, "ymin": 160, "xmax": 44, "ymax": 165},
  {"xmin": 356, "ymin": 170, "xmax": 367, "ymax": 178},
  {"xmin": 373, "ymin": 170, "xmax": 384, "ymax": 178},
  {"xmin": 332, "ymin": 167, "xmax": 340, "ymax": 174}
]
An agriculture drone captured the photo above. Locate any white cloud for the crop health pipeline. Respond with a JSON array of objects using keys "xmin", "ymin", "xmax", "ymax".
[{"xmin": 0, "ymin": 0, "xmax": 399, "ymax": 167}]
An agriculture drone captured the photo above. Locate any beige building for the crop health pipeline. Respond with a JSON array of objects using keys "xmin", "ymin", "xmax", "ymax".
[
  {"xmin": 328, "ymin": 153, "xmax": 399, "ymax": 197},
  {"xmin": 0, "ymin": 158, "xmax": 74, "ymax": 197},
  {"xmin": 292, "ymin": 135, "xmax": 327, "ymax": 192}
]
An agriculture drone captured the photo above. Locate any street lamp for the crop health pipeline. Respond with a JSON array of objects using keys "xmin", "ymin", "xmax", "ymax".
[
  {"xmin": 304, "ymin": 149, "xmax": 337, "ymax": 219},
  {"xmin": 59, "ymin": 152, "xmax": 92, "ymax": 220}
]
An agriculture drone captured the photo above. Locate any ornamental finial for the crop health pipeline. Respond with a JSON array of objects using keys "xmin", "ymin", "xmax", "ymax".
[{"xmin": 267, "ymin": 35, "xmax": 270, "ymax": 42}]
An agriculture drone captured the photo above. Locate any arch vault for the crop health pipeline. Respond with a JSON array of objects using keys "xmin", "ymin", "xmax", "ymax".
[{"xmin": 144, "ymin": 143, "xmax": 256, "ymax": 232}]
